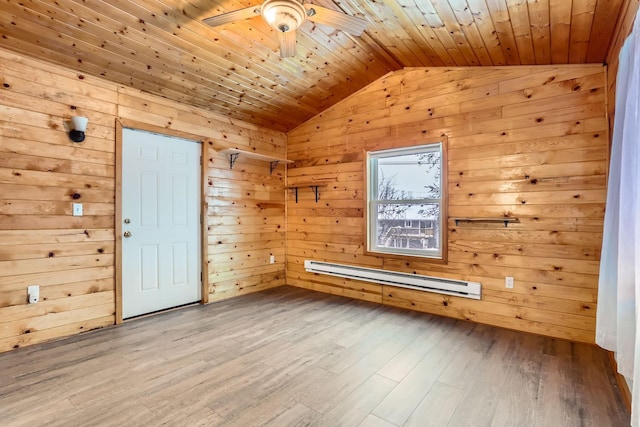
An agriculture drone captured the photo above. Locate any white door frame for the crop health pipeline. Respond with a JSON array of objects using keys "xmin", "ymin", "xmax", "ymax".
[{"xmin": 115, "ymin": 119, "xmax": 209, "ymax": 324}]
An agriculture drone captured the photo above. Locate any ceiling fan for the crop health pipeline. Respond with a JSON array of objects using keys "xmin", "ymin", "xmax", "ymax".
[{"xmin": 202, "ymin": 0, "xmax": 368, "ymax": 58}]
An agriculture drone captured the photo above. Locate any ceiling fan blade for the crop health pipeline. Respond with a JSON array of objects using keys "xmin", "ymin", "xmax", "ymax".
[
  {"xmin": 278, "ymin": 30, "xmax": 297, "ymax": 58},
  {"xmin": 304, "ymin": 4, "xmax": 368, "ymax": 36},
  {"xmin": 202, "ymin": 6, "xmax": 260, "ymax": 27}
]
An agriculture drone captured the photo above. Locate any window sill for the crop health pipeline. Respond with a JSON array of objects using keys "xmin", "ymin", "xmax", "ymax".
[{"xmin": 365, "ymin": 249, "xmax": 448, "ymax": 265}]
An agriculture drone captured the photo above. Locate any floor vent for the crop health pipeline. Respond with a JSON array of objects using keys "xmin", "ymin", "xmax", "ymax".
[{"xmin": 304, "ymin": 260, "xmax": 481, "ymax": 300}]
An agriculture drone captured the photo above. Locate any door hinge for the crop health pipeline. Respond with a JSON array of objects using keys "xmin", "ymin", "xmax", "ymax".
[
  {"xmin": 200, "ymin": 156, "xmax": 202, "ymax": 165},
  {"xmin": 201, "ymin": 271, "xmax": 203, "ymax": 282}
]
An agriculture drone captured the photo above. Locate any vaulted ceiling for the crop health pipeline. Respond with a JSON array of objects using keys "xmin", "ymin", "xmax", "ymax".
[{"xmin": 0, "ymin": 0, "xmax": 625, "ymax": 131}]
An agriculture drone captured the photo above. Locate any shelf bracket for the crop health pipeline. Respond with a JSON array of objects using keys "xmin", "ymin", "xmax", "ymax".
[
  {"xmin": 269, "ymin": 161, "xmax": 279, "ymax": 175},
  {"xmin": 228, "ymin": 153, "xmax": 240, "ymax": 170},
  {"xmin": 311, "ymin": 185, "xmax": 320, "ymax": 203},
  {"xmin": 289, "ymin": 184, "xmax": 327, "ymax": 204}
]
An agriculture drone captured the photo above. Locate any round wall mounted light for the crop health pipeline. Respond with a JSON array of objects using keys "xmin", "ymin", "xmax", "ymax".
[{"xmin": 69, "ymin": 116, "xmax": 89, "ymax": 143}]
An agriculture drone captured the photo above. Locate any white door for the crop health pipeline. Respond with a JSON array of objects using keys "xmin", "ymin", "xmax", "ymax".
[{"xmin": 121, "ymin": 128, "xmax": 201, "ymax": 319}]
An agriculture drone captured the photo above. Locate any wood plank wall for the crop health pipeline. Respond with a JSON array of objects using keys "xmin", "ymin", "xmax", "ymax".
[
  {"xmin": 0, "ymin": 47, "xmax": 286, "ymax": 353},
  {"xmin": 0, "ymin": 48, "xmax": 118, "ymax": 353},
  {"xmin": 606, "ymin": 0, "xmax": 640, "ymax": 133},
  {"xmin": 286, "ymin": 65, "xmax": 608, "ymax": 344},
  {"xmin": 115, "ymin": 88, "xmax": 288, "ymax": 302}
]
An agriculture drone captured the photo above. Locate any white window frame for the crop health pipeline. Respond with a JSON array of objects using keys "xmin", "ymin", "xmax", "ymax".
[{"xmin": 366, "ymin": 141, "xmax": 447, "ymax": 261}]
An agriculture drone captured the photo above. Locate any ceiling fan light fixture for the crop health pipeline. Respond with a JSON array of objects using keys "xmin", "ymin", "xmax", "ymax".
[{"xmin": 261, "ymin": 0, "xmax": 306, "ymax": 32}]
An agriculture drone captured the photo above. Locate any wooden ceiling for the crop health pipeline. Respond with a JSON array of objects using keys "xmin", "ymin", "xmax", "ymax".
[{"xmin": 0, "ymin": 0, "xmax": 625, "ymax": 132}]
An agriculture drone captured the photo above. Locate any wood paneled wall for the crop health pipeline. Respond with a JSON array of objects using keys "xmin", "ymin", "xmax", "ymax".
[
  {"xmin": 0, "ymin": 48, "xmax": 118, "ymax": 353},
  {"xmin": 286, "ymin": 65, "xmax": 607, "ymax": 344},
  {"xmin": 606, "ymin": 0, "xmax": 640, "ymax": 133},
  {"xmin": 0, "ymin": 47, "xmax": 286, "ymax": 352},
  {"xmin": 115, "ymin": 88, "xmax": 287, "ymax": 302}
]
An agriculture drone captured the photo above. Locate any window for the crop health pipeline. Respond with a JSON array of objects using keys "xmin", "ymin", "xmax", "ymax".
[{"xmin": 366, "ymin": 142, "xmax": 446, "ymax": 261}]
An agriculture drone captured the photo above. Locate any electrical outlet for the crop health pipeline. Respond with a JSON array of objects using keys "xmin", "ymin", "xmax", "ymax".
[
  {"xmin": 72, "ymin": 203, "xmax": 83, "ymax": 216},
  {"xmin": 269, "ymin": 255, "xmax": 275, "ymax": 264},
  {"xmin": 28, "ymin": 285, "xmax": 40, "ymax": 304},
  {"xmin": 505, "ymin": 276, "xmax": 514, "ymax": 289}
]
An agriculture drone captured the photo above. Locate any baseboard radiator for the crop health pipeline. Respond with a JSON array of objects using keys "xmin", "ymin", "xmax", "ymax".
[{"xmin": 304, "ymin": 260, "xmax": 481, "ymax": 300}]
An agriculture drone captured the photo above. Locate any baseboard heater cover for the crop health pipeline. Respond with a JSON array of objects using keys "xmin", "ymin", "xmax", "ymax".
[{"xmin": 304, "ymin": 260, "xmax": 481, "ymax": 300}]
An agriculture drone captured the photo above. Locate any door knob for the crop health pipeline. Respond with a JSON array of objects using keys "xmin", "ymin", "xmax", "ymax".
[{"xmin": 123, "ymin": 231, "xmax": 132, "ymax": 238}]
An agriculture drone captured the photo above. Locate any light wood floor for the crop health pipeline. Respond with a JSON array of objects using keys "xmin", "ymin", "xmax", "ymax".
[{"xmin": 0, "ymin": 286, "xmax": 629, "ymax": 427}]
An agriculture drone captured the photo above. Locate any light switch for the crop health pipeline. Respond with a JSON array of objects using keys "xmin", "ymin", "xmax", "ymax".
[
  {"xmin": 505, "ymin": 276, "xmax": 514, "ymax": 289},
  {"xmin": 73, "ymin": 203, "xmax": 83, "ymax": 216}
]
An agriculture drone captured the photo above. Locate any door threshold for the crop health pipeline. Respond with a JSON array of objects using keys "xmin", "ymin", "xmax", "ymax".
[{"xmin": 123, "ymin": 301, "xmax": 201, "ymax": 322}]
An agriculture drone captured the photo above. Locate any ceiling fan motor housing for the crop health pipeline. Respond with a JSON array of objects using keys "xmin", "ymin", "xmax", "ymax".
[{"xmin": 261, "ymin": 0, "xmax": 307, "ymax": 32}]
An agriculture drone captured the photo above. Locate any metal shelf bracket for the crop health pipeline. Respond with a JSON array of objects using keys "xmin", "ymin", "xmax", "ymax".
[
  {"xmin": 270, "ymin": 161, "xmax": 279, "ymax": 175},
  {"xmin": 228, "ymin": 152, "xmax": 240, "ymax": 169}
]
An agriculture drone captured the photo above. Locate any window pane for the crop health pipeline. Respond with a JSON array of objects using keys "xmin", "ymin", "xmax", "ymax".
[
  {"xmin": 377, "ymin": 152, "xmax": 441, "ymax": 201},
  {"xmin": 376, "ymin": 203, "xmax": 440, "ymax": 253}
]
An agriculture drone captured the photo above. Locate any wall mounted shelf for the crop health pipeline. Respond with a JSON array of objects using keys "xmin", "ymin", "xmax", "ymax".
[
  {"xmin": 256, "ymin": 202, "xmax": 285, "ymax": 209},
  {"xmin": 287, "ymin": 184, "xmax": 328, "ymax": 203},
  {"xmin": 219, "ymin": 148, "xmax": 293, "ymax": 175},
  {"xmin": 452, "ymin": 217, "xmax": 519, "ymax": 227}
]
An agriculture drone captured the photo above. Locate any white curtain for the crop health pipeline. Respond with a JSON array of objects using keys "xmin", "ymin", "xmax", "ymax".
[{"xmin": 596, "ymin": 8, "xmax": 640, "ymax": 427}]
